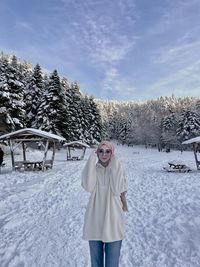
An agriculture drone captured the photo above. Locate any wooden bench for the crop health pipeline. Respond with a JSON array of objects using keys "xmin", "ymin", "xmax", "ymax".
[
  {"xmin": 67, "ymin": 156, "xmax": 80, "ymax": 161},
  {"xmin": 14, "ymin": 160, "xmax": 53, "ymax": 171},
  {"xmin": 163, "ymin": 162, "xmax": 191, "ymax": 173},
  {"xmin": 14, "ymin": 161, "xmax": 25, "ymax": 171},
  {"xmin": 14, "ymin": 161, "xmax": 43, "ymax": 171}
]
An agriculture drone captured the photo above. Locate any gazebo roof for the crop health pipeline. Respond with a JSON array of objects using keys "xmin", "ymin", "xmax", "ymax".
[
  {"xmin": 63, "ymin": 141, "xmax": 90, "ymax": 148},
  {"xmin": 182, "ymin": 136, "xmax": 200, "ymax": 145},
  {"xmin": 0, "ymin": 128, "xmax": 66, "ymax": 142}
]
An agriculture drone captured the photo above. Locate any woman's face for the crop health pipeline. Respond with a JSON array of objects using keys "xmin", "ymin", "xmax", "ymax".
[{"xmin": 97, "ymin": 145, "xmax": 112, "ymax": 166}]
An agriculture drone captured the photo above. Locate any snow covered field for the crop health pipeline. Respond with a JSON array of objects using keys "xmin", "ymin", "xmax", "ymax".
[{"xmin": 0, "ymin": 145, "xmax": 200, "ymax": 267}]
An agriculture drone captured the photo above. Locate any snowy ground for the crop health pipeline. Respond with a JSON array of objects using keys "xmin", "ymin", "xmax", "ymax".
[{"xmin": 0, "ymin": 145, "xmax": 200, "ymax": 267}]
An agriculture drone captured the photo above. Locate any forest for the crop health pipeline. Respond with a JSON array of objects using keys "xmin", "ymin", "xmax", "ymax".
[
  {"xmin": 97, "ymin": 96, "xmax": 200, "ymax": 149},
  {"xmin": 0, "ymin": 52, "xmax": 200, "ymax": 148}
]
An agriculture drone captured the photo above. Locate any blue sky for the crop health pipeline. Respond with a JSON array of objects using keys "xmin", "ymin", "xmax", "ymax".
[{"xmin": 1, "ymin": 0, "xmax": 200, "ymax": 101}]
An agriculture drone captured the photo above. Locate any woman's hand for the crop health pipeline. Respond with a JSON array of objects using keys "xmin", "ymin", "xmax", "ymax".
[{"xmin": 120, "ymin": 192, "xmax": 128, "ymax": 212}]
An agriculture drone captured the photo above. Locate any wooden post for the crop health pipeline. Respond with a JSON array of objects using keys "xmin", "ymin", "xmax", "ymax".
[
  {"xmin": 193, "ymin": 143, "xmax": 200, "ymax": 170},
  {"xmin": 51, "ymin": 142, "xmax": 56, "ymax": 168},
  {"xmin": 42, "ymin": 140, "xmax": 49, "ymax": 171},
  {"xmin": 67, "ymin": 146, "xmax": 71, "ymax": 160},
  {"xmin": 9, "ymin": 139, "xmax": 15, "ymax": 171},
  {"xmin": 22, "ymin": 142, "xmax": 26, "ymax": 161},
  {"xmin": 82, "ymin": 147, "xmax": 86, "ymax": 159}
]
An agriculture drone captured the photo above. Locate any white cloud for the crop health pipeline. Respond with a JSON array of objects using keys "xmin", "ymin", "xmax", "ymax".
[
  {"xmin": 101, "ymin": 67, "xmax": 137, "ymax": 100},
  {"xmin": 118, "ymin": 0, "xmax": 137, "ymax": 24},
  {"xmin": 14, "ymin": 21, "xmax": 33, "ymax": 31},
  {"xmin": 148, "ymin": 60, "xmax": 200, "ymax": 98},
  {"xmin": 91, "ymin": 35, "xmax": 134, "ymax": 64},
  {"xmin": 77, "ymin": 18, "xmax": 134, "ymax": 65},
  {"xmin": 147, "ymin": 0, "xmax": 200, "ymax": 100},
  {"xmin": 162, "ymin": 0, "xmax": 200, "ymax": 24},
  {"xmin": 5, "ymin": 0, "xmax": 200, "ymax": 101},
  {"xmin": 147, "ymin": 0, "xmax": 200, "ymax": 37},
  {"xmin": 152, "ymin": 40, "xmax": 200, "ymax": 67},
  {"xmin": 60, "ymin": 0, "xmax": 136, "ymax": 65}
]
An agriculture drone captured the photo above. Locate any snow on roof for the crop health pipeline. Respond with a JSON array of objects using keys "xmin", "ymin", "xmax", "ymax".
[
  {"xmin": 182, "ymin": 136, "xmax": 200, "ymax": 145},
  {"xmin": 0, "ymin": 128, "xmax": 66, "ymax": 141},
  {"xmin": 63, "ymin": 141, "xmax": 90, "ymax": 148}
]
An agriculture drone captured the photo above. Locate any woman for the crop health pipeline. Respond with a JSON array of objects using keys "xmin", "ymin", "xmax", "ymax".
[{"xmin": 81, "ymin": 141, "xmax": 128, "ymax": 267}]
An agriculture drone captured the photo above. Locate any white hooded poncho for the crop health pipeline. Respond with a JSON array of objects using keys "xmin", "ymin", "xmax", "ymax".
[{"xmin": 81, "ymin": 151, "xmax": 128, "ymax": 242}]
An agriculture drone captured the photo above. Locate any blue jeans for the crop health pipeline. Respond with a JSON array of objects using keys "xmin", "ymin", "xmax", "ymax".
[{"xmin": 89, "ymin": 240, "xmax": 122, "ymax": 267}]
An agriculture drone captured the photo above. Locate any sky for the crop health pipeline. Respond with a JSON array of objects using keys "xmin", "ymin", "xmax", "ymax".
[{"xmin": 1, "ymin": 0, "xmax": 200, "ymax": 101}]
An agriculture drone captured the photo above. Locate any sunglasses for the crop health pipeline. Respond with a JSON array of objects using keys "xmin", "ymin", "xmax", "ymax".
[{"xmin": 98, "ymin": 149, "xmax": 112, "ymax": 155}]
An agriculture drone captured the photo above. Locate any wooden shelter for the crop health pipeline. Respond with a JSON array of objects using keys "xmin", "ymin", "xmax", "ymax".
[
  {"xmin": 0, "ymin": 128, "xmax": 66, "ymax": 171},
  {"xmin": 63, "ymin": 141, "xmax": 90, "ymax": 161},
  {"xmin": 182, "ymin": 136, "xmax": 200, "ymax": 170}
]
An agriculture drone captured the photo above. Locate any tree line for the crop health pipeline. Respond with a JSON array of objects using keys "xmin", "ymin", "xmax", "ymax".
[
  {"xmin": 1, "ymin": 51, "xmax": 200, "ymax": 148},
  {"xmin": 96, "ymin": 96, "xmax": 200, "ymax": 149},
  {"xmin": 0, "ymin": 52, "xmax": 102, "ymax": 144}
]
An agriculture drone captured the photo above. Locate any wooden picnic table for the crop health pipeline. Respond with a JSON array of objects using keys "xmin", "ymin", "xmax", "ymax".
[
  {"xmin": 14, "ymin": 160, "xmax": 53, "ymax": 171},
  {"xmin": 168, "ymin": 162, "xmax": 186, "ymax": 168},
  {"xmin": 14, "ymin": 160, "xmax": 43, "ymax": 171},
  {"xmin": 163, "ymin": 161, "xmax": 191, "ymax": 172}
]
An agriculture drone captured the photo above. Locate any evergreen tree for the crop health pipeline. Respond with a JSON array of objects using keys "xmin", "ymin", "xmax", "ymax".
[
  {"xmin": 36, "ymin": 70, "xmax": 64, "ymax": 135},
  {"xmin": 33, "ymin": 64, "xmax": 43, "ymax": 90},
  {"xmin": 59, "ymin": 77, "xmax": 72, "ymax": 138},
  {"xmin": 65, "ymin": 81, "xmax": 83, "ymax": 141},
  {"xmin": 115, "ymin": 109, "xmax": 130, "ymax": 144},
  {"xmin": 61, "ymin": 77, "xmax": 70, "ymax": 91},
  {"xmin": 0, "ymin": 54, "xmax": 26, "ymax": 131},
  {"xmin": 0, "ymin": 55, "xmax": 11, "ymax": 132},
  {"xmin": 177, "ymin": 109, "xmax": 200, "ymax": 142},
  {"xmin": 122, "ymin": 114, "xmax": 134, "ymax": 145},
  {"xmin": 162, "ymin": 114, "xmax": 175, "ymax": 131},
  {"xmin": 78, "ymin": 95, "xmax": 91, "ymax": 143},
  {"xmin": 24, "ymin": 64, "xmax": 44, "ymax": 127},
  {"xmin": 23, "ymin": 73, "xmax": 36, "ymax": 127},
  {"xmin": 8, "ymin": 55, "xmax": 26, "ymax": 130},
  {"xmin": 20, "ymin": 60, "xmax": 32, "ymax": 75},
  {"xmin": 161, "ymin": 112, "xmax": 178, "ymax": 148},
  {"xmin": 88, "ymin": 96, "xmax": 102, "ymax": 144},
  {"xmin": 195, "ymin": 99, "xmax": 200, "ymax": 115}
]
